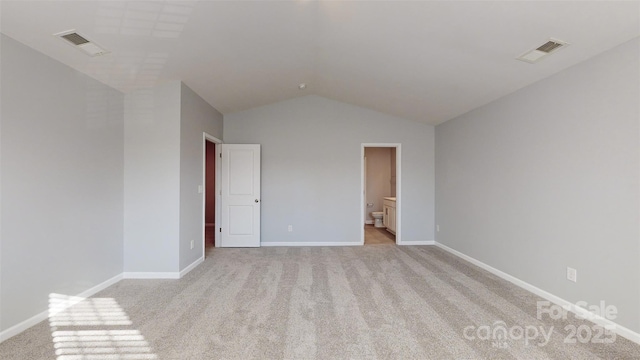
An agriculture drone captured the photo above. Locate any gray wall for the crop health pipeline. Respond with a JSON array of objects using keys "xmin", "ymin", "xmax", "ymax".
[
  {"xmin": 224, "ymin": 95, "xmax": 435, "ymax": 244},
  {"xmin": 0, "ymin": 34, "xmax": 124, "ymax": 331},
  {"xmin": 124, "ymin": 82, "xmax": 181, "ymax": 273},
  {"xmin": 435, "ymin": 38, "xmax": 640, "ymax": 332},
  {"xmin": 124, "ymin": 81, "xmax": 223, "ymax": 273},
  {"xmin": 365, "ymin": 147, "xmax": 392, "ymax": 222},
  {"xmin": 179, "ymin": 83, "xmax": 223, "ymax": 270}
]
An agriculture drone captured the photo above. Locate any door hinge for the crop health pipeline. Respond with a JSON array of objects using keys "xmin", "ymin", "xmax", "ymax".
[
  {"xmin": 219, "ymin": 153, "xmax": 222, "ymax": 158},
  {"xmin": 219, "ymin": 228, "xmax": 221, "ymax": 232}
]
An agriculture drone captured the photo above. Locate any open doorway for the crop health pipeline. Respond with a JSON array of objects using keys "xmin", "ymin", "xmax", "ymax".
[
  {"xmin": 203, "ymin": 133, "xmax": 222, "ymax": 257},
  {"xmin": 361, "ymin": 144, "xmax": 401, "ymax": 245},
  {"xmin": 204, "ymin": 140, "xmax": 216, "ymax": 250}
]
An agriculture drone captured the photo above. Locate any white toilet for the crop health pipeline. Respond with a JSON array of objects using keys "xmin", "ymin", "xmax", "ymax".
[{"xmin": 371, "ymin": 211, "xmax": 384, "ymax": 228}]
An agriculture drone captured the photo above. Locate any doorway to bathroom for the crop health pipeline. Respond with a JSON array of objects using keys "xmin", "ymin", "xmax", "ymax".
[{"xmin": 361, "ymin": 144, "xmax": 401, "ymax": 245}]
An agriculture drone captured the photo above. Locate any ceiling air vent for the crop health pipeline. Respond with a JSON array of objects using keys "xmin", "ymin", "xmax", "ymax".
[
  {"xmin": 54, "ymin": 30, "xmax": 109, "ymax": 57},
  {"xmin": 60, "ymin": 32, "xmax": 89, "ymax": 46},
  {"xmin": 517, "ymin": 38, "xmax": 568, "ymax": 64}
]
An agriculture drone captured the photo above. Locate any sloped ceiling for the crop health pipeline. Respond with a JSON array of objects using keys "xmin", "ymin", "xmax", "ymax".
[{"xmin": 1, "ymin": 1, "xmax": 638, "ymax": 125}]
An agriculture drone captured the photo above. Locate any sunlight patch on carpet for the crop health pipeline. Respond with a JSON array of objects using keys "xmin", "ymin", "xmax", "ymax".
[{"xmin": 49, "ymin": 293, "xmax": 157, "ymax": 360}]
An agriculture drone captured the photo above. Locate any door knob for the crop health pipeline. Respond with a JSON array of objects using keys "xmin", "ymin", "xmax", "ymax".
[{"xmin": 255, "ymin": 199, "xmax": 259, "ymax": 203}]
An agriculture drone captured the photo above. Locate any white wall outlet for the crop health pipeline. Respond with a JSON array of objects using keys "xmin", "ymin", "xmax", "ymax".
[
  {"xmin": 567, "ymin": 267, "xmax": 577, "ymax": 282},
  {"xmin": 190, "ymin": 240, "xmax": 194, "ymax": 249},
  {"xmin": 436, "ymin": 225, "xmax": 440, "ymax": 232},
  {"xmin": 287, "ymin": 225, "xmax": 293, "ymax": 232},
  {"xmin": 198, "ymin": 185, "xmax": 203, "ymax": 194}
]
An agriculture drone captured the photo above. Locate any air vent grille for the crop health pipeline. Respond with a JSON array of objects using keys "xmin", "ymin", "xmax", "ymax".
[
  {"xmin": 54, "ymin": 29, "xmax": 109, "ymax": 57},
  {"xmin": 516, "ymin": 38, "xmax": 568, "ymax": 64},
  {"xmin": 536, "ymin": 41, "xmax": 564, "ymax": 53},
  {"xmin": 61, "ymin": 33, "xmax": 89, "ymax": 46}
]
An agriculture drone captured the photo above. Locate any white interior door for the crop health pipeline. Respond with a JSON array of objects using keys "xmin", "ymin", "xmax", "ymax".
[{"xmin": 220, "ymin": 144, "xmax": 261, "ymax": 247}]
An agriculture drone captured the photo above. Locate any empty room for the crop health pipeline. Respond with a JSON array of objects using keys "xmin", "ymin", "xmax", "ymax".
[{"xmin": 1, "ymin": 1, "xmax": 639, "ymax": 359}]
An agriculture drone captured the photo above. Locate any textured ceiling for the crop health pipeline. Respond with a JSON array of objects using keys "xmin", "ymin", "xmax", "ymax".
[{"xmin": 1, "ymin": 1, "xmax": 639, "ymax": 125}]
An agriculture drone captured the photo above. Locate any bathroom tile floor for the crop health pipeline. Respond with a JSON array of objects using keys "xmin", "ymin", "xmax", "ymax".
[{"xmin": 364, "ymin": 224, "xmax": 396, "ymax": 245}]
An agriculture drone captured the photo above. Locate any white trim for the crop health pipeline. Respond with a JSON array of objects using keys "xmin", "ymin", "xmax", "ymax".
[
  {"xmin": 0, "ymin": 273, "xmax": 123, "ymax": 343},
  {"xmin": 122, "ymin": 272, "xmax": 180, "ymax": 279},
  {"xmin": 361, "ymin": 143, "xmax": 401, "ymax": 245},
  {"xmin": 361, "ymin": 147, "xmax": 365, "ymax": 245},
  {"xmin": 363, "ymin": 155, "xmax": 367, "ymax": 226},
  {"xmin": 364, "ymin": 220, "xmax": 374, "ymax": 225},
  {"xmin": 261, "ymin": 241, "xmax": 362, "ymax": 247},
  {"xmin": 179, "ymin": 256, "xmax": 204, "ymax": 278},
  {"xmin": 401, "ymin": 240, "xmax": 435, "ymax": 246},
  {"xmin": 434, "ymin": 242, "xmax": 640, "ymax": 345},
  {"xmin": 395, "ymin": 145, "xmax": 401, "ymax": 244}
]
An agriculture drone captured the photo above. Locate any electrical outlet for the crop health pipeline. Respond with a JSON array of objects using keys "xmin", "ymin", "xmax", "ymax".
[
  {"xmin": 190, "ymin": 240, "xmax": 194, "ymax": 249},
  {"xmin": 288, "ymin": 225, "xmax": 293, "ymax": 232},
  {"xmin": 436, "ymin": 225, "xmax": 440, "ymax": 232},
  {"xmin": 567, "ymin": 267, "xmax": 577, "ymax": 282},
  {"xmin": 198, "ymin": 185, "xmax": 203, "ymax": 194}
]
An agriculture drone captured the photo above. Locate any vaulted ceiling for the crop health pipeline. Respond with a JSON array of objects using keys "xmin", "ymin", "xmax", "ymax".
[{"xmin": 1, "ymin": 1, "xmax": 639, "ymax": 125}]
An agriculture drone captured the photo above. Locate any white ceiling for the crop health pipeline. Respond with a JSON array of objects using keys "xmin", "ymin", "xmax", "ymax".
[{"xmin": 1, "ymin": 1, "xmax": 639, "ymax": 125}]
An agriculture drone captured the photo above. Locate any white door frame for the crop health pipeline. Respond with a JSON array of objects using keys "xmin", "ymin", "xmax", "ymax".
[
  {"xmin": 202, "ymin": 133, "xmax": 223, "ymax": 256},
  {"xmin": 363, "ymin": 156, "xmax": 370, "ymax": 225},
  {"xmin": 361, "ymin": 143, "xmax": 401, "ymax": 245}
]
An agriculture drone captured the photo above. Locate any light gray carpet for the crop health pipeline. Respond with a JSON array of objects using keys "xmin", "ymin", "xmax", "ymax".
[{"xmin": 1, "ymin": 245, "xmax": 639, "ymax": 359}]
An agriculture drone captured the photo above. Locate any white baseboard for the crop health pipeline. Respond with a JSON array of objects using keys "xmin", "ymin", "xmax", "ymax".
[
  {"xmin": 261, "ymin": 240, "xmax": 436, "ymax": 247},
  {"xmin": 434, "ymin": 242, "xmax": 640, "ymax": 345},
  {"xmin": 122, "ymin": 272, "xmax": 180, "ymax": 279},
  {"xmin": 400, "ymin": 240, "xmax": 435, "ymax": 246},
  {"xmin": 261, "ymin": 241, "xmax": 363, "ymax": 247},
  {"xmin": 0, "ymin": 273, "xmax": 123, "ymax": 343},
  {"xmin": 179, "ymin": 256, "xmax": 204, "ymax": 278},
  {"xmin": 364, "ymin": 220, "xmax": 374, "ymax": 225}
]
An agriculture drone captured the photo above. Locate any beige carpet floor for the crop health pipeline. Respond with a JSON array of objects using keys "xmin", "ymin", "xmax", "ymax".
[{"xmin": 1, "ymin": 245, "xmax": 639, "ymax": 359}]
